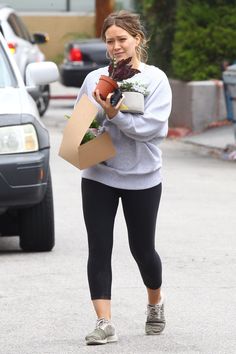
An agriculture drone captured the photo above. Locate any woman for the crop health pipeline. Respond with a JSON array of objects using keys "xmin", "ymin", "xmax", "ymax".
[{"xmin": 76, "ymin": 10, "xmax": 172, "ymax": 345}]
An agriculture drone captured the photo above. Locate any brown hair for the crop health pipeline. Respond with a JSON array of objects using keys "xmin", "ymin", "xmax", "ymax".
[{"xmin": 101, "ymin": 10, "xmax": 149, "ymax": 63}]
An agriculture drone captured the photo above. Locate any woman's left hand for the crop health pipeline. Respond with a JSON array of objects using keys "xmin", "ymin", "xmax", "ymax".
[{"xmin": 93, "ymin": 89, "xmax": 123, "ymax": 119}]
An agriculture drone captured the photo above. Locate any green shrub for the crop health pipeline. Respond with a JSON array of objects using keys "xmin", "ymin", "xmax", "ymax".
[
  {"xmin": 135, "ymin": 0, "xmax": 236, "ymax": 81},
  {"xmin": 172, "ymin": 0, "xmax": 236, "ymax": 80}
]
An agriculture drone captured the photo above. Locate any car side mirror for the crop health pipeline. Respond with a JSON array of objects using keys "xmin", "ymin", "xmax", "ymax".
[
  {"xmin": 32, "ymin": 32, "xmax": 49, "ymax": 44},
  {"xmin": 26, "ymin": 61, "xmax": 59, "ymax": 87}
]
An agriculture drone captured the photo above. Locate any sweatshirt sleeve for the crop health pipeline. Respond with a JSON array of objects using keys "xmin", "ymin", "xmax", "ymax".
[{"xmin": 109, "ymin": 73, "xmax": 172, "ymax": 142}]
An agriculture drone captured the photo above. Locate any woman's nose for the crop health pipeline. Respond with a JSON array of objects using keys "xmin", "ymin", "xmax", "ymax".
[{"xmin": 113, "ymin": 40, "xmax": 120, "ymax": 49}]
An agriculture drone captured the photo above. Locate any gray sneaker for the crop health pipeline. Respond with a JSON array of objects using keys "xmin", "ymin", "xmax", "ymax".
[
  {"xmin": 85, "ymin": 318, "xmax": 118, "ymax": 345},
  {"xmin": 145, "ymin": 298, "xmax": 166, "ymax": 335}
]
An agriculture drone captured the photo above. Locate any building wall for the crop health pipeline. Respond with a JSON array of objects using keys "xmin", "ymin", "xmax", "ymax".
[
  {"xmin": 13, "ymin": 1, "xmax": 134, "ymax": 61},
  {"xmin": 22, "ymin": 14, "xmax": 95, "ymax": 61}
]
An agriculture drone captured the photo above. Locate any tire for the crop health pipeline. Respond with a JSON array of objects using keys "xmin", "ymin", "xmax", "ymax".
[
  {"xmin": 36, "ymin": 84, "xmax": 50, "ymax": 117},
  {"xmin": 19, "ymin": 170, "xmax": 55, "ymax": 252}
]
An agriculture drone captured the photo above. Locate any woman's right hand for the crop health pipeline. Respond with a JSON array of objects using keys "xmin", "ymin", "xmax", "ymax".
[{"xmin": 93, "ymin": 89, "xmax": 124, "ymax": 119}]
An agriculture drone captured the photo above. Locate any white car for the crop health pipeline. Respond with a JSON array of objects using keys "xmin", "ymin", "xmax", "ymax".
[
  {"xmin": 0, "ymin": 32, "xmax": 59, "ymax": 252},
  {"xmin": 0, "ymin": 4, "xmax": 50, "ymax": 116}
]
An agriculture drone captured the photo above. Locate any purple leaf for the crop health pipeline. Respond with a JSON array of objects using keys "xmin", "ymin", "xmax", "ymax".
[{"xmin": 108, "ymin": 57, "xmax": 140, "ymax": 81}]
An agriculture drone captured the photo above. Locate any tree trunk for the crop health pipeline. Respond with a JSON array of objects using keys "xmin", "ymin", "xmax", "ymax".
[{"xmin": 95, "ymin": 0, "xmax": 115, "ymax": 37}]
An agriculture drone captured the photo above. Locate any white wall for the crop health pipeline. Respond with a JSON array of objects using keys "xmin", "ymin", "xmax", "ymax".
[
  {"xmin": 3, "ymin": 0, "xmax": 134, "ymax": 12},
  {"xmin": 2, "ymin": 0, "xmax": 67, "ymax": 11}
]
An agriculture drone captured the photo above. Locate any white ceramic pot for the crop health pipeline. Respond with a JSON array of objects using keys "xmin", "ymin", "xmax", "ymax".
[{"xmin": 120, "ymin": 91, "xmax": 144, "ymax": 114}]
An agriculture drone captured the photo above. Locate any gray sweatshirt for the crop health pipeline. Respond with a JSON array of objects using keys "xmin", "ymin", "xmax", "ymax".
[{"xmin": 76, "ymin": 62, "xmax": 172, "ymax": 190}]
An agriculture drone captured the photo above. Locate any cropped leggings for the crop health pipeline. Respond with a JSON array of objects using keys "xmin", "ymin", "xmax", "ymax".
[{"xmin": 81, "ymin": 178, "xmax": 162, "ymax": 300}]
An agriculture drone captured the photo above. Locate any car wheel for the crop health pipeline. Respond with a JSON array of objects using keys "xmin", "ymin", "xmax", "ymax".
[
  {"xmin": 36, "ymin": 84, "xmax": 50, "ymax": 116},
  {"xmin": 19, "ymin": 170, "xmax": 55, "ymax": 252}
]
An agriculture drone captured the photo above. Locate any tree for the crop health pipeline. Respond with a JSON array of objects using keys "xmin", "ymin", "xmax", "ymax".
[
  {"xmin": 95, "ymin": 0, "xmax": 115, "ymax": 37},
  {"xmin": 134, "ymin": 0, "xmax": 177, "ymax": 76},
  {"xmin": 135, "ymin": 0, "xmax": 236, "ymax": 80}
]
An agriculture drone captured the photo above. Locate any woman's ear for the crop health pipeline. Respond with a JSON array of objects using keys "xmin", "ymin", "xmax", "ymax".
[{"xmin": 135, "ymin": 35, "xmax": 141, "ymax": 47}]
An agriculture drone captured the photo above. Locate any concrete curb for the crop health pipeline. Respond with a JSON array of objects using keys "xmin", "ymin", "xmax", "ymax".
[
  {"xmin": 167, "ymin": 127, "xmax": 192, "ymax": 138},
  {"xmin": 50, "ymin": 95, "xmax": 77, "ymax": 100}
]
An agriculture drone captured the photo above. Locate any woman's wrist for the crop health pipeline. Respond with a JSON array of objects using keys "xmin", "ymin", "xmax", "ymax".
[{"xmin": 105, "ymin": 108, "xmax": 118, "ymax": 119}]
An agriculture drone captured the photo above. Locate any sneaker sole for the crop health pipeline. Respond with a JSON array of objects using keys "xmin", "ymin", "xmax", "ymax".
[
  {"xmin": 145, "ymin": 323, "xmax": 165, "ymax": 335},
  {"xmin": 86, "ymin": 334, "xmax": 118, "ymax": 345}
]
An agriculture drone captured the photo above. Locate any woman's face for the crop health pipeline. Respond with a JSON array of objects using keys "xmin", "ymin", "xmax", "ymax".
[{"xmin": 105, "ymin": 25, "xmax": 140, "ymax": 64}]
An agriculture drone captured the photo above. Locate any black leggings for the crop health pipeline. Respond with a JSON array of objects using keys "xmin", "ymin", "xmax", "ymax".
[{"xmin": 81, "ymin": 178, "xmax": 162, "ymax": 300}]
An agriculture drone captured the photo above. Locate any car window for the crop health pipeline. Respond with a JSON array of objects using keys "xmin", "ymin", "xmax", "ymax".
[
  {"xmin": 15, "ymin": 15, "xmax": 33, "ymax": 42},
  {"xmin": 8, "ymin": 14, "xmax": 22, "ymax": 38},
  {"xmin": 8, "ymin": 13, "xmax": 32, "ymax": 42},
  {"xmin": 0, "ymin": 43, "xmax": 17, "ymax": 87}
]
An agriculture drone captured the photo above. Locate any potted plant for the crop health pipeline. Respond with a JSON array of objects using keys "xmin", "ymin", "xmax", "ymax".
[
  {"xmin": 119, "ymin": 80, "xmax": 149, "ymax": 114},
  {"xmin": 95, "ymin": 57, "xmax": 140, "ymax": 100}
]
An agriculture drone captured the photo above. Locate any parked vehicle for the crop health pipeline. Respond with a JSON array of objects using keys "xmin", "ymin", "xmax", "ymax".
[
  {"xmin": 60, "ymin": 38, "xmax": 109, "ymax": 87},
  {"xmin": 0, "ymin": 4, "xmax": 50, "ymax": 116},
  {"xmin": 0, "ymin": 32, "xmax": 59, "ymax": 252}
]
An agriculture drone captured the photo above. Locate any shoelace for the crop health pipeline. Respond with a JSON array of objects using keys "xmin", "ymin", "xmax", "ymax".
[
  {"xmin": 96, "ymin": 318, "xmax": 109, "ymax": 328},
  {"xmin": 148, "ymin": 304, "xmax": 163, "ymax": 320}
]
